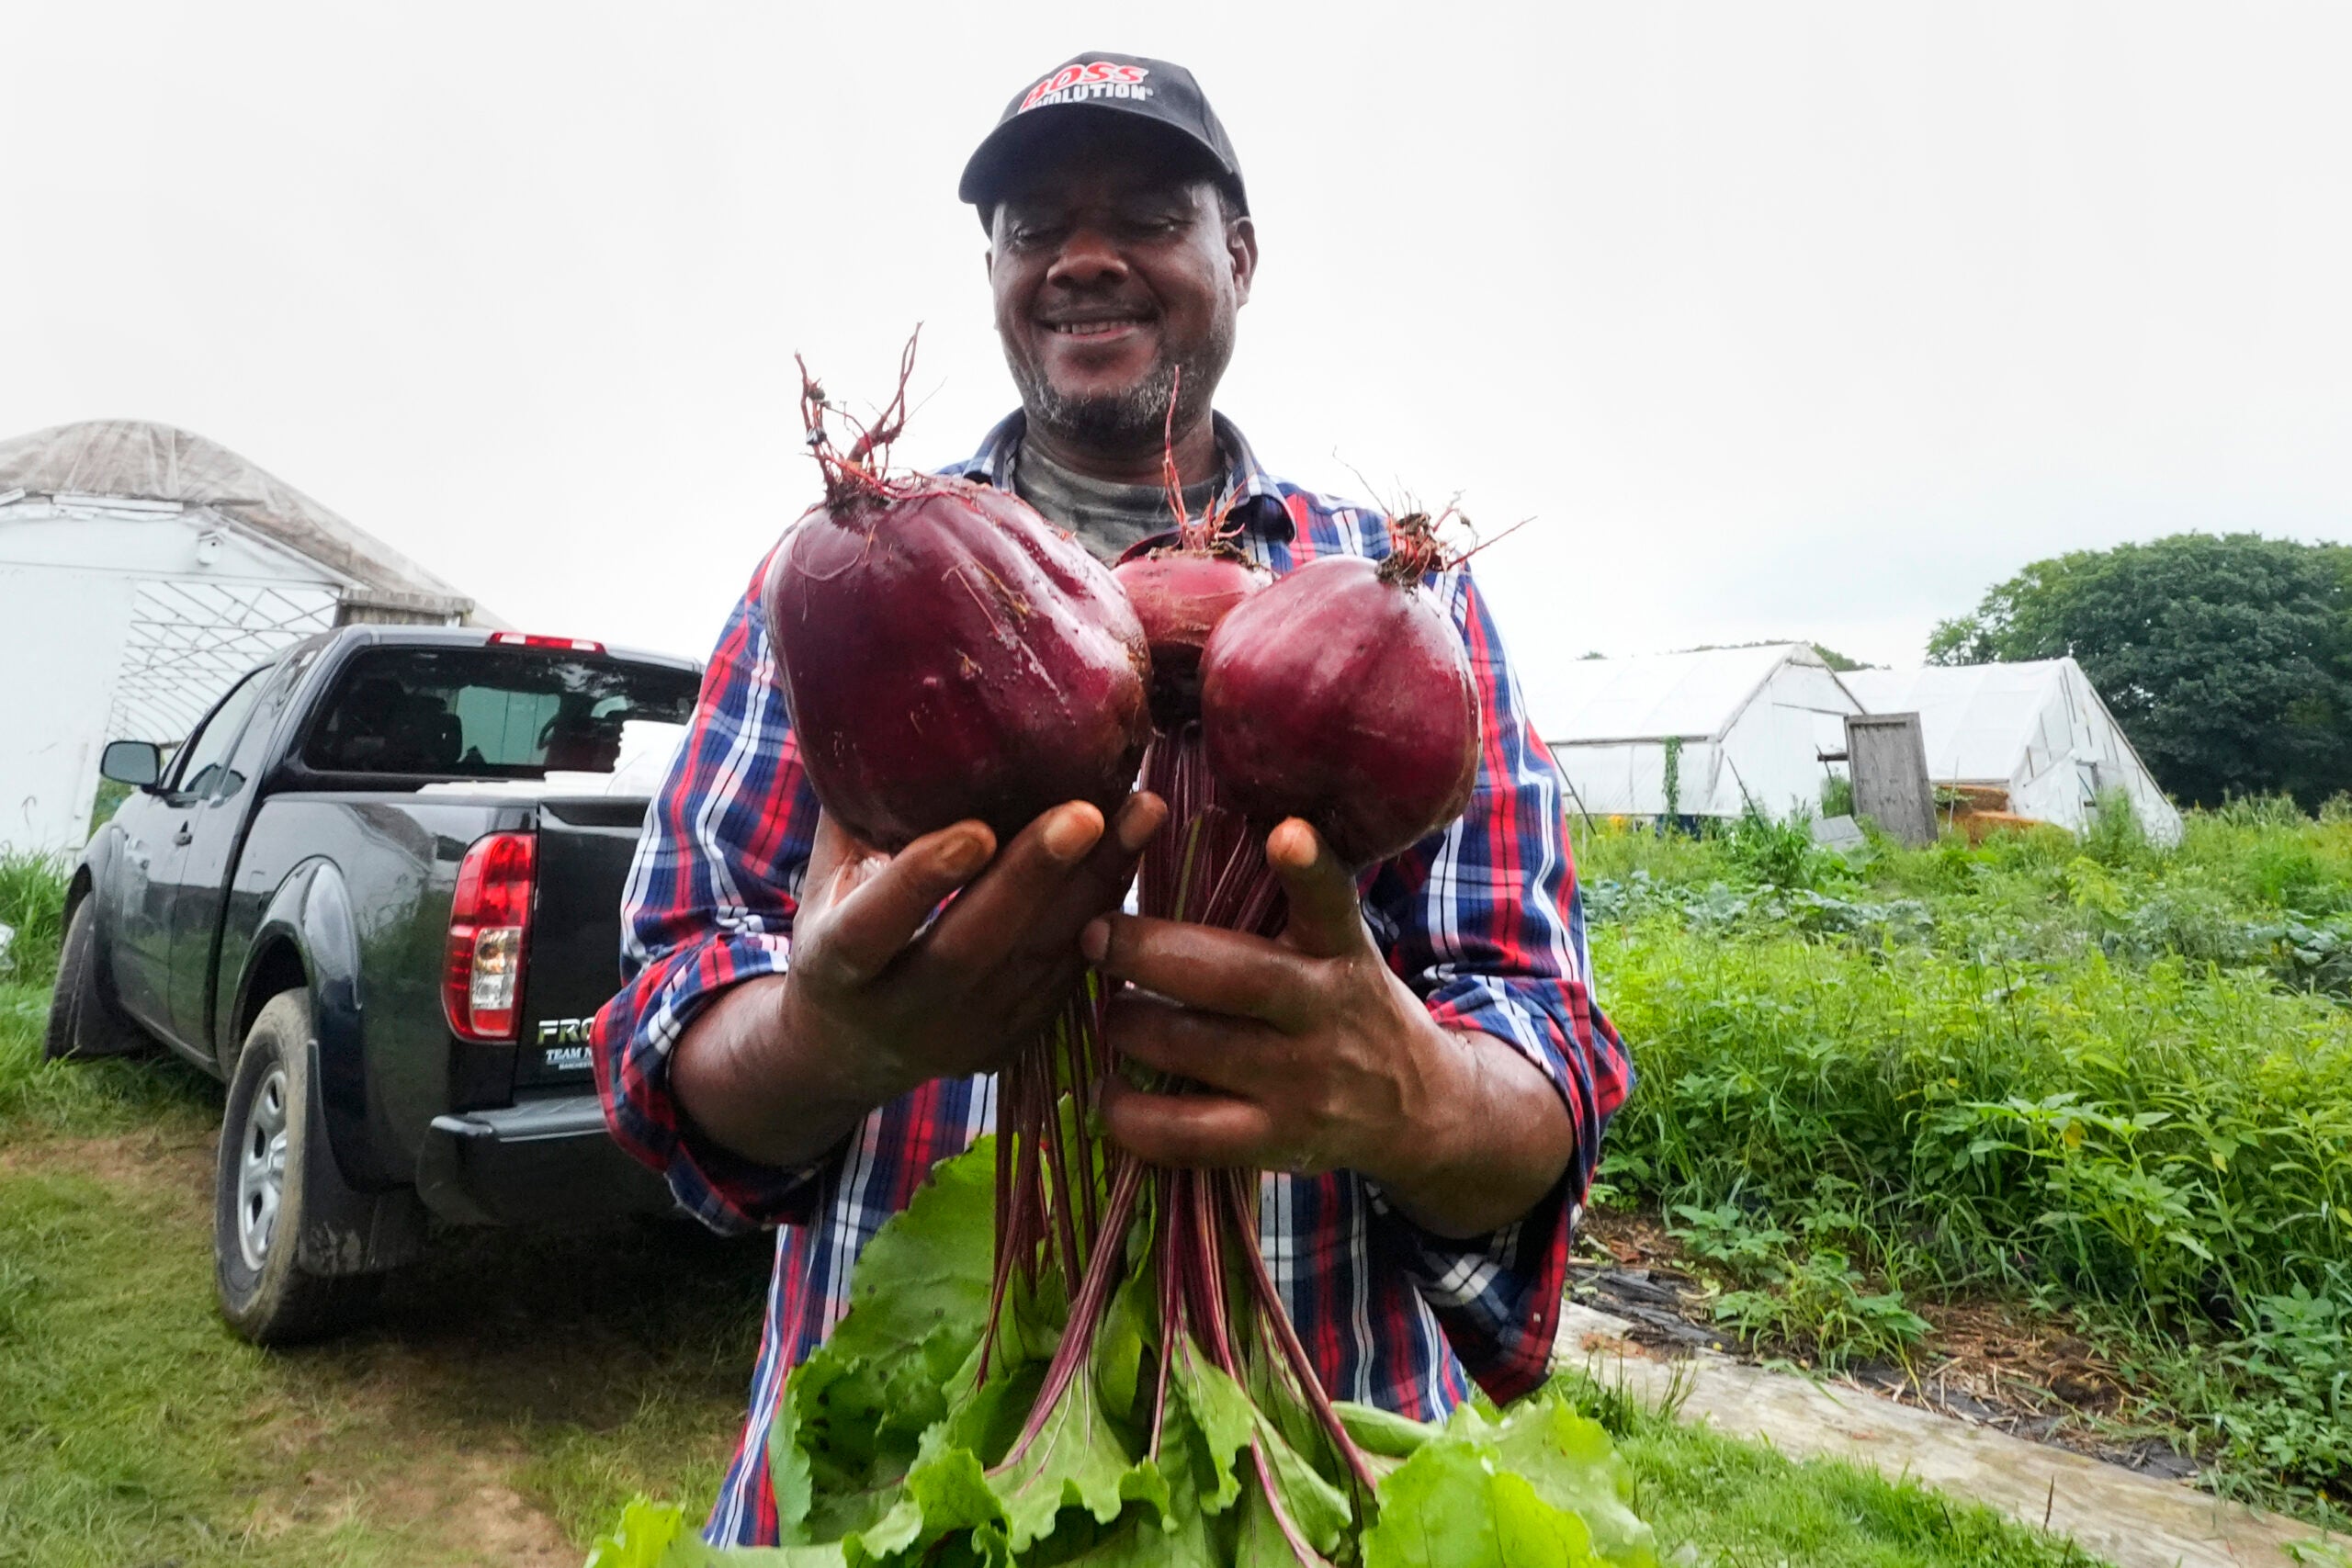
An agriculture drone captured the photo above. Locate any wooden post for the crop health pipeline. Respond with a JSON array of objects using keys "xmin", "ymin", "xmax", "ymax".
[{"xmin": 1845, "ymin": 713, "xmax": 1937, "ymax": 846}]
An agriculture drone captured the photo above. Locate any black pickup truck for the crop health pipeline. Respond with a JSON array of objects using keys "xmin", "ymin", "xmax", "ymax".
[{"xmin": 45, "ymin": 624, "xmax": 702, "ymax": 1343}]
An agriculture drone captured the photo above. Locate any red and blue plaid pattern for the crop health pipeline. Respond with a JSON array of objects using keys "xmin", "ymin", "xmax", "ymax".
[{"xmin": 591, "ymin": 412, "xmax": 1632, "ymax": 1547}]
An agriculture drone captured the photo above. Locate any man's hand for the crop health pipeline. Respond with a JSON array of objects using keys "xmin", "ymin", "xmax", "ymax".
[
  {"xmin": 672, "ymin": 793, "xmax": 1166, "ymax": 1170},
  {"xmin": 1087, "ymin": 818, "xmax": 1575, "ymax": 1239}
]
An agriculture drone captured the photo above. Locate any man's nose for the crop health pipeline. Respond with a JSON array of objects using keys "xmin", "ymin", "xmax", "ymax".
[{"xmin": 1045, "ymin": 222, "xmax": 1128, "ymax": 290}]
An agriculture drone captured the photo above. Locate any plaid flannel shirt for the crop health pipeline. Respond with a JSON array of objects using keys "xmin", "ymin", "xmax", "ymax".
[{"xmin": 592, "ymin": 411, "xmax": 1633, "ymax": 1547}]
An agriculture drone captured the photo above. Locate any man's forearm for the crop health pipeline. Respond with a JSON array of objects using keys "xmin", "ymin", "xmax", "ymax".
[
  {"xmin": 670, "ymin": 975, "xmax": 898, "ymax": 1170},
  {"xmin": 676, "ymin": 975, "xmax": 1574, "ymax": 1233},
  {"xmin": 1374, "ymin": 1025, "xmax": 1577, "ymax": 1240}
]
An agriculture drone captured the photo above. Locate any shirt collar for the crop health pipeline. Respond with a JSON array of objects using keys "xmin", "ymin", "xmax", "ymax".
[{"xmin": 949, "ymin": 409, "xmax": 1295, "ymax": 543}]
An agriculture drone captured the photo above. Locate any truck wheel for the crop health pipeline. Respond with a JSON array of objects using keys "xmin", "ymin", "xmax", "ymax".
[
  {"xmin": 43, "ymin": 897, "xmax": 150, "ymax": 1062},
  {"xmin": 214, "ymin": 991, "xmax": 382, "ymax": 1343}
]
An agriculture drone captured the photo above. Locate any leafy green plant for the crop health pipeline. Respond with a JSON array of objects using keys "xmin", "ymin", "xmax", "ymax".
[
  {"xmin": 2079, "ymin": 787, "xmax": 2152, "ymax": 868},
  {"xmin": 595, "ymin": 1139, "xmax": 1658, "ymax": 1565},
  {"xmin": 1668, "ymin": 1202, "xmax": 1792, "ymax": 1286},
  {"xmin": 1668, "ymin": 1201, "xmax": 1929, "ymax": 1370},
  {"xmin": 1720, "ymin": 808, "xmax": 1830, "ymax": 892},
  {"xmin": 2180, "ymin": 1280, "xmax": 2352, "ymax": 1495},
  {"xmin": 1713, "ymin": 1250, "xmax": 1932, "ymax": 1372},
  {"xmin": 2217, "ymin": 793, "xmax": 2319, "ymax": 831}
]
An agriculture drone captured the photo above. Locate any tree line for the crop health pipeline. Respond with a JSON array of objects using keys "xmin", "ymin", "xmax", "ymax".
[{"xmin": 1929, "ymin": 533, "xmax": 2352, "ymax": 809}]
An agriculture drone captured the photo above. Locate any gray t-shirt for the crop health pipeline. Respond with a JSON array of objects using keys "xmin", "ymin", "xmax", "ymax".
[{"xmin": 1013, "ymin": 442, "xmax": 1220, "ymax": 564}]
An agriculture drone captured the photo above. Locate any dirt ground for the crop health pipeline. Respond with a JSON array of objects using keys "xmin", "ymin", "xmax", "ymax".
[{"xmin": 1575, "ymin": 1205, "xmax": 2202, "ymax": 1482}]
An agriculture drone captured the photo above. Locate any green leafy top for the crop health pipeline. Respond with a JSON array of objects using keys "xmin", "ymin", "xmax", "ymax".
[{"xmin": 586, "ymin": 1141, "xmax": 1654, "ymax": 1568}]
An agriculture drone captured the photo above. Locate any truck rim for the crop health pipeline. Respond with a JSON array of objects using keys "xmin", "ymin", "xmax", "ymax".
[{"xmin": 237, "ymin": 1066, "xmax": 289, "ymax": 1270}]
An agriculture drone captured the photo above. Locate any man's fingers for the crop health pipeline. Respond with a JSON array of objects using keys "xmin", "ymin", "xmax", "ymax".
[
  {"xmin": 1267, "ymin": 818, "xmax": 1370, "ymax": 961},
  {"xmin": 800, "ymin": 818, "xmax": 995, "ymax": 989},
  {"xmin": 919, "ymin": 799, "xmax": 1109, "ymax": 973},
  {"xmin": 1102, "ymin": 990, "xmax": 1287, "ymax": 1098},
  {"xmin": 1111, "ymin": 791, "xmax": 1169, "ymax": 858},
  {"xmin": 1081, "ymin": 914, "xmax": 1318, "ymax": 1030},
  {"xmin": 1099, "ymin": 1075, "xmax": 1281, "ymax": 1169},
  {"xmin": 1027, "ymin": 791, "xmax": 1167, "ymax": 928}
]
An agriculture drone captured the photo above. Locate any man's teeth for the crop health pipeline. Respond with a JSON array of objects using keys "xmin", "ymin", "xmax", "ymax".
[{"xmin": 1050, "ymin": 320, "xmax": 1143, "ymax": 335}]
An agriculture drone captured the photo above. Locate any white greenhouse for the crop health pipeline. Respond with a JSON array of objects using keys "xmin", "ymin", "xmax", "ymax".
[
  {"xmin": 1520, "ymin": 644, "xmax": 1861, "ymax": 822},
  {"xmin": 0, "ymin": 420, "xmax": 492, "ymax": 852},
  {"xmin": 1842, "ymin": 660, "xmax": 2184, "ymax": 846}
]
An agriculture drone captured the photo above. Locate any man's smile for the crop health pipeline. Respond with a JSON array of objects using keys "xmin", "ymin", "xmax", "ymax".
[{"xmin": 1037, "ymin": 309, "xmax": 1157, "ymax": 341}]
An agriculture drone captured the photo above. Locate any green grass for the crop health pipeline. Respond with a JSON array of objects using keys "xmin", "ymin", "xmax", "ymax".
[
  {"xmin": 1546, "ymin": 1371, "xmax": 2103, "ymax": 1567},
  {"xmin": 0, "ymin": 980, "xmax": 216, "ymax": 1134},
  {"xmin": 1577, "ymin": 799, "xmax": 2352, "ymax": 1515},
  {"xmin": 0, "ymin": 847, "xmax": 69, "ymax": 990},
  {"xmin": 0, "ymin": 1121, "xmax": 772, "ymax": 1564}
]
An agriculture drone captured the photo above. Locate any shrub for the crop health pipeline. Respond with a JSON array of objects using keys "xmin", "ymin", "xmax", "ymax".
[
  {"xmin": 2079, "ymin": 786, "xmax": 2152, "ymax": 868},
  {"xmin": 1720, "ymin": 808, "xmax": 1832, "ymax": 892},
  {"xmin": 0, "ymin": 852, "xmax": 67, "ymax": 988}
]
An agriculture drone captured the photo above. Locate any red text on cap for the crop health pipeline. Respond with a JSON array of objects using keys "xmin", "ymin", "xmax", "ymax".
[{"xmin": 1020, "ymin": 62, "xmax": 1152, "ymax": 113}]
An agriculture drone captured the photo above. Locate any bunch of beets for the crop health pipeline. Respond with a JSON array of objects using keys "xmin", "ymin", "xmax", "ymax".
[{"xmin": 585, "ymin": 355, "xmax": 1654, "ymax": 1568}]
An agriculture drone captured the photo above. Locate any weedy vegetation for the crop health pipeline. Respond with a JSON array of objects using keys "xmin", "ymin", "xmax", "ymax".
[{"xmin": 1577, "ymin": 791, "xmax": 2352, "ymax": 1520}]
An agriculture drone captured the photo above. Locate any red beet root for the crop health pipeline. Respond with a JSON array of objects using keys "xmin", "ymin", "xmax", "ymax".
[
  {"xmin": 763, "ymin": 353, "xmax": 1150, "ymax": 852},
  {"xmin": 1112, "ymin": 544, "xmax": 1270, "ymax": 730},
  {"xmin": 1198, "ymin": 540, "xmax": 1480, "ymax": 868},
  {"xmin": 1110, "ymin": 367, "xmax": 1272, "ymax": 732}
]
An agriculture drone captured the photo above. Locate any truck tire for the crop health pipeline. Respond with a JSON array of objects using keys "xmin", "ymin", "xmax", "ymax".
[
  {"xmin": 43, "ymin": 897, "xmax": 150, "ymax": 1062},
  {"xmin": 214, "ymin": 991, "xmax": 383, "ymax": 1343}
]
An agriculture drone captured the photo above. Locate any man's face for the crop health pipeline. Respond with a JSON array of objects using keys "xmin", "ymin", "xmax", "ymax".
[{"xmin": 987, "ymin": 135, "xmax": 1257, "ymax": 457}]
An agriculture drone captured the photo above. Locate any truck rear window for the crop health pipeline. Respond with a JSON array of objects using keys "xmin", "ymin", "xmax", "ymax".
[{"xmin": 302, "ymin": 649, "xmax": 699, "ymax": 778}]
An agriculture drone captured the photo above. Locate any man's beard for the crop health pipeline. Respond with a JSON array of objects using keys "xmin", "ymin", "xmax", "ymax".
[{"xmin": 1008, "ymin": 323, "xmax": 1233, "ymax": 457}]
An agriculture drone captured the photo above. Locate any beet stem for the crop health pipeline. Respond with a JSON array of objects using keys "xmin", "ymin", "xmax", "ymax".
[
  {"xmin": 993, "ymin": 1155, "xmax": 1146, "ymax": 1471},
  {"xmin": 1221, "ymin": 1172, "xmax": 1380, "ymax": 1496}
]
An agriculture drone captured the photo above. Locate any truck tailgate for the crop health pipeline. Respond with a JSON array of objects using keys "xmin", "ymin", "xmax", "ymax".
[{"xmin": 515, "ymin": 797, "xmax": 650, "ymax": 1092}]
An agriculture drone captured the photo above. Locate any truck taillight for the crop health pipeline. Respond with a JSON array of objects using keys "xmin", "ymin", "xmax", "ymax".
[
  {"xmin": 444, "ymin": 831, "xmax": 536, "ymax": 1043},
  {"xmin": 488, "ymin": 631, "xmax": 606, "ymax": 653}
]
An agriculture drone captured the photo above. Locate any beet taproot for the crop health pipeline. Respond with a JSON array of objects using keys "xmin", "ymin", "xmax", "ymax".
[
  {"xmin": 763, "ymin": 351, "xmax": 1149, "ymax": 852},
  {"xmin": 1112, "ymin": 542, "xmax": 1270, "ymax": 731},
  {"xmin": 1197, "ymin": 539, "xmax": 1480, "ymax": 868}
]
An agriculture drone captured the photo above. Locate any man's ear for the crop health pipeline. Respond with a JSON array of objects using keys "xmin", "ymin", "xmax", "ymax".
[{"xmin": 1227, "ymin": 214, "xmax": 1259, "ymax": 307}]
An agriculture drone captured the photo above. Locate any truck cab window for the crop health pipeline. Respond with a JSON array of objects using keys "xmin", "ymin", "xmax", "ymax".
[
  {"xmin": 169, "ymin": 671, "xmax": 269, "ymax": 799},
  {"xmin": 302, "ymin": 648, "xmax": 697, "ymax": 779},
  {"xmin": 211, "ymin": 648, "xmax": 318, "ymax": 803}
]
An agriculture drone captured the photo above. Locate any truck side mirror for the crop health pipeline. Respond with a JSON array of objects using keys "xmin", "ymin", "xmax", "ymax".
[{"xmin": 100, "ymin": 740, "xmax": 163, "ymax": 788}]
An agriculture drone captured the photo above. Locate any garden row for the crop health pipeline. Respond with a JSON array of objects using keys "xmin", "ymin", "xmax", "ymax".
[{"xmin": 1577, "ymin": 796, "xmax": 2352, "ymax": 1515}]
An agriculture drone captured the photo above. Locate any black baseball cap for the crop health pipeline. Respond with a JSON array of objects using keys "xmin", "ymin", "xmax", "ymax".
[{"xmin": 958, "ymin": 52, "xmax": 1247, "ymax": 222}]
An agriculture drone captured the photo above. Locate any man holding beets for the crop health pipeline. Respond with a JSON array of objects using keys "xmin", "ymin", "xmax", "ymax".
[{"xmin": 594, "ymin": 51, "xmax": 1630, "ymax": 1547}]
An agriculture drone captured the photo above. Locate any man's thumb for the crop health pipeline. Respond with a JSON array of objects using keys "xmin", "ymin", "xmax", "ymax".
[{"xmin": 1267, "ymin": 818, "xmax": 1366, "ymax": 960}]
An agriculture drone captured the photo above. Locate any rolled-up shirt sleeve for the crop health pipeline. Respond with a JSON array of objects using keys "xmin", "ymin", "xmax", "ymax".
[
  {"xmin": 593, "ymin": 554, "xmax": 831, "ymax": 1234},
  {"xmin": 1361, "ymin": 564, "xmax": 1634, "ymax": 1402}
]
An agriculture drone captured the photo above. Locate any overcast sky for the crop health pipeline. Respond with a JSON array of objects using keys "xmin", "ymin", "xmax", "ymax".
[{"xmin": 9, "ymin": 3, "xmax": 2351, "ymax": 674}]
